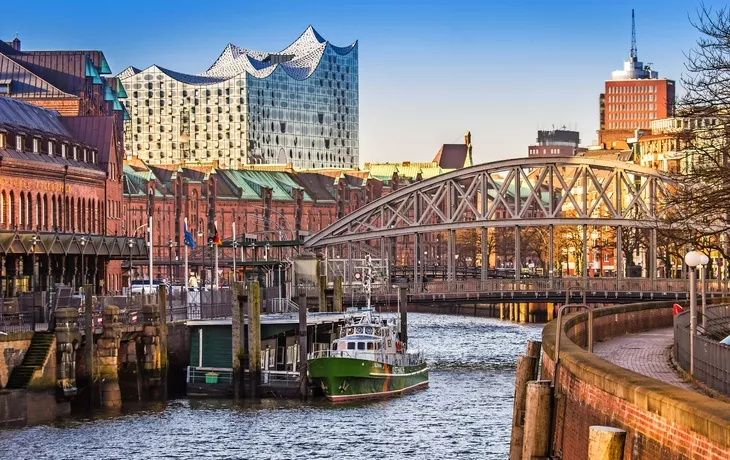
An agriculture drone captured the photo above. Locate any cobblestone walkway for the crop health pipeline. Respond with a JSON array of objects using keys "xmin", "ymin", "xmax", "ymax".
[{"xmin": 593, "ymin": 327, "xmax": 695, "ymax": 392}]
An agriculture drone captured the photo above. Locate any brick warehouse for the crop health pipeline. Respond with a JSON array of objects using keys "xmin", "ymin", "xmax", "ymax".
[{"xmin": 0, "ymin": 37, "xmax": 141, "ymax": 299}]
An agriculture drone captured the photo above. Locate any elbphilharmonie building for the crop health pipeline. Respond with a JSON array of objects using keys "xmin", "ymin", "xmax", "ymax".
[{"xmin": 118, "ymin": 26, "xmax": 359, "ymax": 169}]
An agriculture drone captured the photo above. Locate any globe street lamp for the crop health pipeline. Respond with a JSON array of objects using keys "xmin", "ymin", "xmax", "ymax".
[{"xmin": 685, "ymin": 250, "xmax": 702, "ymax": 375}]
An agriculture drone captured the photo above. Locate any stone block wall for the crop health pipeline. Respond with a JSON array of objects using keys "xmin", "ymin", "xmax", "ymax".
[
  {"xmin": 541, "ymin": 300, "xmax": 730, "ymax": 460},
  {"xmin": 0, "ymin": 332, "xmax": 32, "ymax": 388}
]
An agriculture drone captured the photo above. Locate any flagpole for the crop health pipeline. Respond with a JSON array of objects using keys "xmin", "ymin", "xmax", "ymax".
[
  {"xmin": 214, "ymin": 220, "xmax": 219, "ymax": 291},
  {"xmin": 232, "ymin": 221, "xmax": 237, "ymax": 283},
  {"xmin": 148, "ymin": 213, "xmax": 153, "ymax": 293},
  {"xmin": 184, "ymin": 218, "xmax": 189, "ymax": 292}
]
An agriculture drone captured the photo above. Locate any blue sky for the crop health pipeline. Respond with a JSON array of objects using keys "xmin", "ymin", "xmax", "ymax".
[{"xmin": 2, "ymin": 0, "xmax": 721, "ymax": 165}]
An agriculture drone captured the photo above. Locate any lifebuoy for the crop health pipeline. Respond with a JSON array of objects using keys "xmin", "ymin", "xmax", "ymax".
[{"xmin": 395, "ymin": 341, "xmax": 403, "ymax": 352}]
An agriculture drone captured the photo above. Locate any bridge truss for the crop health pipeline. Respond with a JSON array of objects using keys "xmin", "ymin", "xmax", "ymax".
[{"xmin": 305, "ymin": 157, "xmax": 680, "ymax": 290}]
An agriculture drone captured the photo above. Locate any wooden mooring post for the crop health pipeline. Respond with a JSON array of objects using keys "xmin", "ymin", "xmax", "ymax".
[
  {"xmin": 247, "ymin": 281, "xmax": 261, "ymax": 398},
  {"xmin": 521, "ymin": 380, "xmax": 553, "ymax": 460}
]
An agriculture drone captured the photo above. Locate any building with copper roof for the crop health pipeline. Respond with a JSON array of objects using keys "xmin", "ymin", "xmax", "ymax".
[
  {"xmin": 118, "ymin": 26, "xmax": 358, "ymax": 170},
  {"xmin": 0, "ymin": 96, "xmax": 132, "ymax": 298}
]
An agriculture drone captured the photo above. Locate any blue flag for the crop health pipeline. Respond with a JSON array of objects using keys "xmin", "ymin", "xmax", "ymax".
[{"xmin": 184, "ymin": 221, "xmax": 196, "ymax": 248}]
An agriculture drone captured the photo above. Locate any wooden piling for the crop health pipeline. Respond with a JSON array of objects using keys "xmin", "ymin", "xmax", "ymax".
[
  {"xmin": 526, "ymin": 340, "xmax": 542, "ymax": 380},
  {"xmin": 298, "ymin": 293, "xmax": 308, "ymax": 399},
  {"xmin": 333, "ymin": 275, "xmax": 343, "ymax": 312},
  {"xmin": 508, "ymin": 355, "xmax": 537, "ymax": 460},
  {"xmin": 247, "ymin": 281, "xmax": 261, "ymax": 398},
  {"xmin": 231, "ymin": 282, "xmax": 246, "ymax": 400},
  {"xmin": 588, "ymin": 426, "xmax": 626, "ymax": 460},
  {"xmin": 398, "ymin": 286, "xmax": 408, "ymax": 346},
  {"xmin": 519, "ymin": 304, "xmax": 528, "ymax": 324},
  {"xmin": 318, "ymin": 275, "xmax": 327, "ymax": 312},
  {"xmin": 521, "ymin": 380, "xmax": 553, "ymax": 460},
  {"xmin": 157, "ymin": 285, "xmax": 168, "ymax": 400}
]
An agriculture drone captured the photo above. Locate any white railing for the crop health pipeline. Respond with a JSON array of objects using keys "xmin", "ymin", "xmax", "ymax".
[{"xmin": 266, "ymin": 298, "xmax": 300, "ymax": 313}]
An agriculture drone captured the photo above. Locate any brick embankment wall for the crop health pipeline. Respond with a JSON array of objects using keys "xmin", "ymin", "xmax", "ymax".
[
  {"xmin": 542, "ymin": 300, "xmax": 730, "ymax": 460},
  {"xmin": 0, "ymin": 332, "xmax": 33, "ymax": 388}
]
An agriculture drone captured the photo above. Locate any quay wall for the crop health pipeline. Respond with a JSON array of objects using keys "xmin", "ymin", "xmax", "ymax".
[
  {"xmin": 541, "ymin": 300, "xmax": 730, "ymax": 459},
  {"xmin": 0, "ymin": 332, "xmax": 32, "ymax": 388}
]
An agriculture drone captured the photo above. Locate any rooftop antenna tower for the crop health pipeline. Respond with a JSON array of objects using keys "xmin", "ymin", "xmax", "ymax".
[{"xmin": 630, "ymin": 9, "xmax": 637, "ymax": 61}]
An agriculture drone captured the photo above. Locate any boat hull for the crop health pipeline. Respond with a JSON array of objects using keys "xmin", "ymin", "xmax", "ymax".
[{"xmin": 308, "ymin": 357, "xmax": 429, "ymax": 402}]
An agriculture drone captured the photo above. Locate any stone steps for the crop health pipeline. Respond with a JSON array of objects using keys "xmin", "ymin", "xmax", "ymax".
[{"xmin": 5, "ymin": 332, "xmax": 55, "ymax": 389}]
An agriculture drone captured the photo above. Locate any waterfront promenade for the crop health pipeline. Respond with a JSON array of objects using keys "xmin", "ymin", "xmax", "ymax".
[{"xmin": 593, "ymin": 327, "xmax": 695, "ymax": 392}]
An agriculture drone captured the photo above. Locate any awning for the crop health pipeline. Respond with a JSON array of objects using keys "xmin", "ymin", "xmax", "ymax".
[{"xmin": 0, "ymin": 231, "xmax": 148, "ymax": 259}]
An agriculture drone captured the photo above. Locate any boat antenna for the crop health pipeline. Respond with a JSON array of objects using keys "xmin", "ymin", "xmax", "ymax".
[{"xmin": 363, "ymin": 254, "xmax": 372, "ymax": 310}]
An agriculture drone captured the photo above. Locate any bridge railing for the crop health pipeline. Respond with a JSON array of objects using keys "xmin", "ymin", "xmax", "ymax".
[{"xmin": 341, "ymin": 276, "xmax": 720, "ymax": 297}]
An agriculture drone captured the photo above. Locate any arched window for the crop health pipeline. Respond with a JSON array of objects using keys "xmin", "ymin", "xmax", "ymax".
[
  {"xmin": 26, "ymin": 193, "xmax": 32, "ymax": 229},
  {"xmin": 43, "ymin": 194, "xmax": 48, "ymax": 230},
  {"xmin": 19, "ymin": 192, "xmax": 25, "ymax": 229},
  {"xmin": 51, "ymin": 196, "xmax": 56, "ymax": 229},
  {"xmin": 69, "ymin": 197, "xmax": 74, "ymax": 231},
  {"xmin": 77, "ymin": 198, "xmax": 82, "ymax": 233},
  {"xmin": 35, "ymin": 193, "xmax": 41, "ymax": 231},
  {"xmin": 9, "ymin": 191, "xmax": 15, "ymax": 228},
  {"xmin": 0, "ymin": 191, "xmax": 5, "ymax": 227}
]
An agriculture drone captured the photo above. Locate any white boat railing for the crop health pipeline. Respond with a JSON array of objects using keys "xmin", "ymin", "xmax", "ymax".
[{"xmin": 308, "ymin": 349, "xmax": 425, "ymax": 367}]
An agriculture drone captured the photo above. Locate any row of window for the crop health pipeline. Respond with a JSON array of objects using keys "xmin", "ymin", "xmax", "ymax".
[
  {"xmin": 606, "ymin": 94, "xmax": 656, "ymax": 103},
  {"xmin": 607, "ymin": 85, "xmax": 658, "ymax": 94},
  {"xmin": 0, "ymin": 190, "xmax": 104, "ymax": 234},
  {"xmin": 0, "ymin": 132, "xmax": 98, "ymax": 164}
]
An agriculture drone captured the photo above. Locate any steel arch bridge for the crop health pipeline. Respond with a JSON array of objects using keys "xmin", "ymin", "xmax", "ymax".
[{"xmin": 304, "ymin": 157, "xmax": 677, "ymax": 289}]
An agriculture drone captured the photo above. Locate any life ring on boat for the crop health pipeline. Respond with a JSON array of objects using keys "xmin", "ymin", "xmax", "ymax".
[{"xmin": 395, "ymin": 341, "xmax": 403, "ymax": 353}]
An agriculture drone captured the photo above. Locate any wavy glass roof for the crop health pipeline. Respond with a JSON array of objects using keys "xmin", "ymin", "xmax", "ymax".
[{"xmin": 118, "ymin": 26, "xmax": 356, "ymax": 85}]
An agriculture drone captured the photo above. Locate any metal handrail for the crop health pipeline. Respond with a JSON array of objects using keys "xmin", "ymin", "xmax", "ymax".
[{"xmin": 553, "ymin": 303, "xmax": 594, "ymax": 387}]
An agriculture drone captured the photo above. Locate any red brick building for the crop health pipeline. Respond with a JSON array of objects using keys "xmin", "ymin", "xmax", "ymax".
[
  {"xmin": 0, "ymin": 97, "xmax": 134, "ymax": 297},
  {"xmin": 0, "ymin": 37, "xmax": 135, "ymax": 298},
  {"xmin": 122, "ymin": 160, "xmax": 384, "ymax": 283}
]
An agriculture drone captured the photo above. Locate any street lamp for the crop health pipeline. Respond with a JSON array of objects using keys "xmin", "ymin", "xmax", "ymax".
[
  {"xmin": 167, "ymin": 238, "xmax": 177, "ymax": 283},
  {"xmin": 30, "ymin": 235, "xmax": 39, "ymax": 292},
  {"xmin": 685, "ymin": 250, "xmax": 702, "ymax": 375},
  {"xmin": 79, "ymin": 236, "xmax": 88, "ymax": 294}
]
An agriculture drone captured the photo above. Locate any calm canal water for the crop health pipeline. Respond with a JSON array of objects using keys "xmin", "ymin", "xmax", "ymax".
[{"xmin": 0, "ymin": 313, "xmax": 542, "ymax": 460}]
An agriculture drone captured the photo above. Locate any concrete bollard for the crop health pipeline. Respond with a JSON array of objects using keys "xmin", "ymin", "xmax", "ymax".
[
  {"xmin": 508, "ymin": 355, "xmax": 537, "ymax": 460},
  {"xmin": 521, "ymin": 380, "xmax": 553, "ymax": 460},
  {"xmin": 588, "ymin": 426, "xmax": 626, "ymax": 460}
]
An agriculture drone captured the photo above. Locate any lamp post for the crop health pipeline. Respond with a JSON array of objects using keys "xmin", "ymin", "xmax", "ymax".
[
  {"xmin": 167, "ymin": 238, "xmax": 175, "ymax": 283},
  {"xmin": 128, "ymin": 238, "xmax": 134, "ymax": 298},
  {"xmin": 197, "ymin": 230, "xmax": 204, "ymax": 289},
  {"xmin": 79, "ymin": 236, "xmax": 87, "ymax": 294},
  {"xmin": 685, "ymin": 250, "xmax": 701, "ymax": 375},
  {"xmin": 30, "ymin": 235, "xmax": 39, "ymax": 292},
  {"xmin": 700, "ymin": 253, "xmax": 709, "ymax": 330}
]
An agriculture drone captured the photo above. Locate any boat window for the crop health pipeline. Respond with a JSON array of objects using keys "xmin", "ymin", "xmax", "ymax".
[
  {"xmin": 365, "ymin": 327, "xmax": 373, "ymax": 334},
  {"xmin": 347, "ymin": 328, "xmax": 354, "ymax": 335},
  {"xmin": 356, "ymin": 327, "xmax": 364, "ymax": 334},
  {"xmin": 357, "ymin": 342, "xmax": 365, "ymax": 350},
  {"xmin": 332, "ymin": 342, "xmax": 338, "ymax": 351},
  {"xmin": 347, "ymin": 342, "xmax": 356, "ymax": 350},
  {"xmin": 367, "ymin": 342, "xmax": 374, "ymax": 350}
]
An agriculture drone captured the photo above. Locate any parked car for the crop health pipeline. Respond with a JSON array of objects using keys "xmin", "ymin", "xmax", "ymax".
[{"xmin": 130, "ymin": 279, "xmax": 169, "ymax": 294}]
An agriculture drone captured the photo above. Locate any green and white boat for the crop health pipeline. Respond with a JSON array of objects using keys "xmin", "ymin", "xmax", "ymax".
[{"xmin": 308, "ymin": 311, "xmax": 429, "ymax": 402}]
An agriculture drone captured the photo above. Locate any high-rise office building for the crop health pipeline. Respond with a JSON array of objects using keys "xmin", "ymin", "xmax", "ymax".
[
  {"xmin": 598, "ymin": 11, "xmax": 675, "ymax": 149},
  {"xmin": 119, "ymin": 26, "xmax": 359, "ymax": 169}
]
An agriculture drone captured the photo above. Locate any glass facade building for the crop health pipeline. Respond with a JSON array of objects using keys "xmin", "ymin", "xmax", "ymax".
[{"xmin": 118, "ymin": 27, "xmax": 359, "ymax": 169}]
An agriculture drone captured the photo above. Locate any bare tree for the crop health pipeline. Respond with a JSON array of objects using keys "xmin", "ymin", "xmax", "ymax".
[{"xmin": 659, "ymin": 5, "xmax": 730, "ymax": 260}]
